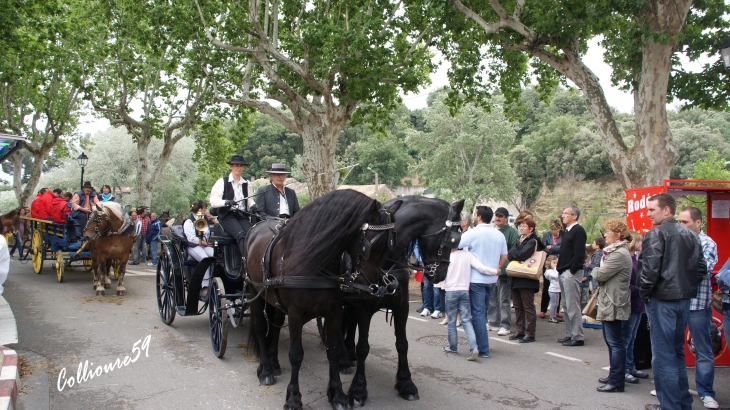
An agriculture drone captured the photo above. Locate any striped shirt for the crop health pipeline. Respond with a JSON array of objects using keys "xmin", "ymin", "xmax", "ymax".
[{"xmin": 690, "ymin": 231, "xmax": 717, "ymax": 311}]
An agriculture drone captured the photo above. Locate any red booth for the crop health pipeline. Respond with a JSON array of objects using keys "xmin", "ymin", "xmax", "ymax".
[{"xmin": 626, "ymin": 179, "xmax": 729, "ymax": 367}]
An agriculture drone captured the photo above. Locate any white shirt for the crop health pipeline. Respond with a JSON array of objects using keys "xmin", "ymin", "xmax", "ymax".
[
  {"xmin": 278, "ymin": 190, "xmax": 290, "ymax": 216},
  {"xmin": 0, "ymin": 236, "xmax": 9, "ymax": 295},
  {"xmin": 544, "ymin": 268, "xmax": 561, "ymax": 293},
  {"xmin": 565, "ymin": 221, "xmax": 578, "ymax": 231},
  {"xmin": 210, "ymin": 174, "xmax": 253, "ymax": 211},
  {"xmin": 183, "ymin": 216, "xmax": 210, "ymax": 245},
  {"xmin": 444, "ymin": 249, "xmax": 496, "ymax": 292},
  {"xmin": 133, "ymin": 219, "xmax": 142, "ymax": 236}
]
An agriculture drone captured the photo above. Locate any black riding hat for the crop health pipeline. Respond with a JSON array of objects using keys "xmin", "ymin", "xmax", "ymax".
[
  {"xmin": 82, "ymin": 181, "xmax": 93, "ymax": 189},
  {"xmin": 266, "ymin": 163, "xmax": 291, "ymax": 174},
  {"xmin": 227, "ymin": 155, "xmax": 249, "ymax": 166}
]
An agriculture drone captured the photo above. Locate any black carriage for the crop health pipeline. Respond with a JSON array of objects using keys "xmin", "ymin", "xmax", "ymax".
[{"xmin": 156, "ymin": 223, "xmax": 249, "ymax": 357}]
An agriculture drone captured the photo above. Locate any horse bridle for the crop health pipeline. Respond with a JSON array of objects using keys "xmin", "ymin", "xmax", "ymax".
[
  {"xmin": 87, "ymin": 208, "xmax": 125, "ymax": 238},
  {"xmin": 417, "ymin": 219, "xmax": 461, "ymax": 279}
]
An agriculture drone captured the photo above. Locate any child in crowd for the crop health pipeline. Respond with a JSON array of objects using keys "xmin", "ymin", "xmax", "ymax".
[
  {"xmin": 543, "ymin": 255, "xmax": 562, "ymax": 323},
  {"xmin": 443, "ymin": 244, "xmax": 497, "ymax": 361},
  {"xmin": 582, "ymin": 237, "xmax": 605, "ymax": 309}
]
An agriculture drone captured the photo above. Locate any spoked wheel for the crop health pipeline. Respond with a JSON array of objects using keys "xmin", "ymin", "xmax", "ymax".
[
  {"xmin": 228, "ymin": 299, "xmax": 243, "ymax": 329},
  {"xmin": 208, "ymin": 277, "xmax": 229, "ymax": 358},
  {"xmin": 31, "ymin": 230, "xmax": 43, "ymax": 274},
  {"xmin": 83, "ymin": 259, "xmax": 93, "ymax": 272},
  {"xmin": 55, "ymin": 252, "xmax": 64, "ymax": 283},
  {"xmin": 156, "ymin": 251, "xmax": 176, "ymax": 325}
]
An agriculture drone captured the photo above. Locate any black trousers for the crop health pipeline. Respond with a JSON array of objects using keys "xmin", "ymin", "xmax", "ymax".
[
  {"xmin": 74, "ymin": 212, "xmax": 88, "ymax": 239},
  {"xmin": 218, "ymin": 212, "xmax": 252, "ymax": 255}
]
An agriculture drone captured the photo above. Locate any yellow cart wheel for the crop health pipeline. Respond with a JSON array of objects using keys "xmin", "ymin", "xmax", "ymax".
[
  {"xmin": 83, "ymin": 259, "xmax": 93, "ymax": 272},
  {"xmin": 55, "ymin": 252, "xmax": 64, "ymax": 283},
  {"xmin": 31, "ymin": 230, "xmax": 43, "ymax": 274}
]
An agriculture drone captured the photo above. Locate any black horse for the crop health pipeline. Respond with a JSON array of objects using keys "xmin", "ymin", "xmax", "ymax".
[
  {"xmin": 245, "ymin": 189, "xmax": 402, "ymax": 410},
  {"xmin": 342, "ymin": 196, "xmax": 464, "ymax": 406}
]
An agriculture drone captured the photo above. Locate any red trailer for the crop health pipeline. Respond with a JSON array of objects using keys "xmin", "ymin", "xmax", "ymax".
[{"xmin": 626, "ymin": 179, "xmax": 729, "ymax": 367}]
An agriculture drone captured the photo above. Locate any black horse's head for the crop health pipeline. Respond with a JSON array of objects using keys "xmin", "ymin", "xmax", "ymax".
[{"xmin": 383, "ymin": 196, "xmax": 465, "ymax": 284}]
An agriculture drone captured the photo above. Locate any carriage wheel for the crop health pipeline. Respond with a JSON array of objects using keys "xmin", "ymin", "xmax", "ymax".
[
  {"xmin": 31, "ymin": 230, "xmax": 43, "ymax": 274},
  {"xmin": 55, "ymin": 252, "xmax": 64, "ymax": 283},
  {"xmin": 112, "ymin": 260, "xmax": 120, "ymax": 280},
  {"xmin": 208, "ymin": 277, "xmax": 229, "ymax": 358},
  {"xmin": 155, "ymin": 251, "xmax": 176, "ymax": 325},
  {"xmin": 83, "ymin": 259, "xmax": 92, "ymax": 272}
]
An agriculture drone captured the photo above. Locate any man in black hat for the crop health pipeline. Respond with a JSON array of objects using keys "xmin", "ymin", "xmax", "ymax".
[
  {"xmin": 71, "ymin": 181, "xmax": 99, "ymax": 239},
  {"xmin": 209, "ymin": 155, "xmax": 254, "ymax": 255},
  {"xmin": 255, "ymin": 163, "xmax": 300, "ymax": 219}
]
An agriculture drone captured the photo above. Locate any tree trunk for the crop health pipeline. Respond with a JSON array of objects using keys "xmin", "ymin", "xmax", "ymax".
[
  {"xmin": 135, "ymin": 134, "xmax": 153, "ymax": 207},
  {"xmin": 17, "ymin": 150, "xmax": 50, "ymax": 207},
  {"xmin": 10, "ymin": 152, "xmax": 24, "ymax": 204},
  {"xmin": 298, "ymin": 113, "xmax": 346, "ymax": 199}
]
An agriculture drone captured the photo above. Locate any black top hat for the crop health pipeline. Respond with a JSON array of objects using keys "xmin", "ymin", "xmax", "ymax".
[
  {"xmin": 82, "ymin": 181, "xmax": 93, "ymax": 189},
  {"xmin": 227, "ymin": 155, "xmax": 249, "ymax": 166},
  {"xmin": 266, "ymin": 163, "xmax": 291, "ymax": 174}
]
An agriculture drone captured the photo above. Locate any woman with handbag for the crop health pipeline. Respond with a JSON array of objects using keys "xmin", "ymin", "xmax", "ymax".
[
  {"xmin": 506, "ymin": 218, "xmax": 545, "ymax": 343},
  {"xmin": 592, "ymin": 220, "xmax": 632, "ymax": 393}
]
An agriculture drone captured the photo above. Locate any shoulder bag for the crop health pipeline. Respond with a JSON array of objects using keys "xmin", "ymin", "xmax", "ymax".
[{"xmin": 506, "ymin": 241, "xmax": 546, "ymax": 281}]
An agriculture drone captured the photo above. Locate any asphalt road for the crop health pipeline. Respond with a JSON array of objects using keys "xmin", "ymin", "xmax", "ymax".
[{"xmin": 4, "ymin": 259, "xmax": 729, "ymax": 410}]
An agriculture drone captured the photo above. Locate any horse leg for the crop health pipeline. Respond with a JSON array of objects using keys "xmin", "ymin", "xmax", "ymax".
[
  {"xmin": 116, "ymin": 259, "xmax": 127, "ymax": 296},
  {"xmin": 393, "ymin": 290, "xmax": 418, "ymax": 401},
  {"xmin": 103, "ymin": 259, "xmax": 111, "ymax": 289},
  {"xmin": 264, "ymin": 306, "xmax": 285, "ymax": 377},
  {"xmin": 348, "ymin": 309, "xmax": 373, "ymax": 407},
  {"xmin": 284, "ymin": 311, "xmax": 306, "ymax": 410},
  {"xmin": 95, "ymin": 260, "xmax": 106, "ymax": 296},
  {"xmin": 341, "ymin": 305, "xmax": 358, "ymax": 370},
  {"xmin": 249, "ymin": 294, "xmax": 276, "ymax": 386},
  {"xmin": 324, "ymin": 307, "xmax": 348, "ymax": 410},
  {"xmin": 91, "ymin": 258, "xmax": 100, "ymax": 290}
]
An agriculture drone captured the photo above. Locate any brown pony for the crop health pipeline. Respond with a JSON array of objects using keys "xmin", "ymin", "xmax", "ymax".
[
  {"xmin": 0, "ymin": 208, "xmax": 21, "ymax": 235},
  {"xmin": 83, "ymin": 202, "xmax": 135, "ymax": 295}
]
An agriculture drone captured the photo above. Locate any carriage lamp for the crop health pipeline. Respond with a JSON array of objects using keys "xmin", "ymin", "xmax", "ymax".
[
  {"xmin": 721, "ymin": 37, "xmax": 730, "ymax": 70},
  {"xmin": 77, "ymin": 152, "xmax": 89, "ymax": 189}
]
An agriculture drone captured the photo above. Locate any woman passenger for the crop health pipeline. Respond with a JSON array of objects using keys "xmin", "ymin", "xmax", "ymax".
[{"xmin": 184, "ymin": 200, "xmax": 214, "ymax": 298}]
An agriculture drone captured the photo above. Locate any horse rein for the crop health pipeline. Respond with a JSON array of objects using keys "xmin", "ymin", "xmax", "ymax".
[
  {"xmin": 86, "ymin": 208, "xmax": 129, "ymax": 238},
  {"xmin": 412, "ymin": 218, "xmax": 462, "ymax": 279}
]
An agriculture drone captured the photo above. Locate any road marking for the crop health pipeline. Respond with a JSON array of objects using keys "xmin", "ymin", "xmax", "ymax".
[
  {"xmin": 545, "ymin": 352, "xmax": 583, "ymax": 362},
  {"xmin": 408, "ymin": 316, "xmax": 428, "ymax": 322},
  {"xmin": 602, "ymin": 366, "xmax": 610, "ymax": 370},
  {"xmin": 490, "ymin": 337, "xmax": 519, "ymax": 345},
  {"xmin": 124, "ymin": 269, "xmax": 155, "ymax": 276}
]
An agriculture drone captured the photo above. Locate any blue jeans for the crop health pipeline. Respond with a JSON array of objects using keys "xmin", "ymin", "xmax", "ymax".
[
  {"xmin": 622, "ymin": 311, "xmax": 642, "ymax": 372},
  {"xmin": 8, "ymin": 234, "xmax": 22, "ymax": 256},
  {"xmin": 421, "ymin": 276, "xmax": 441, "ymax": 312},
  {"xmin": 469, "ymin": 282, "xmax": 495, "ymax": 356},
  {"xmin": 446, "ymin": 290, "xmax": 478, "ymax": 352},
  {"xmin": 602, "ymin": 319, "xmax": 627, "ymax": 387},
  {"xmin": 149, "ymin": 239, "xmax": 158, "ymax": 265},
  {"xmin": 646, "ymin": 299, "xmax": 693, "ymax": 410},
  {"xmin": 687, "ymin": 308, "xmax": 715, "ymax": 398}
]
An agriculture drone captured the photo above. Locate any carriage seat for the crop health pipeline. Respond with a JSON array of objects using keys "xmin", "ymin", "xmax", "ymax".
[
  {"xmin": 168, "ymin": 225, "xmax": 200, "ymax": 267},
  {"xmin": 209, "ymin": 224, "xmax": 236, "ymax": 245}
]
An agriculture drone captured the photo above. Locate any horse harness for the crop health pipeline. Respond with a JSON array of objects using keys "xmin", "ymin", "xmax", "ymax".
[
  {"xmin": 245, "ymin": 210, "xmax": 399, "ymax": 313},
  {"xmin": 88, "ymin": 207, "xmax": 134, "ymax": 237},
  {"xmin": 413, "ymin": 219, "xmax": 462, "ymax": 280}
]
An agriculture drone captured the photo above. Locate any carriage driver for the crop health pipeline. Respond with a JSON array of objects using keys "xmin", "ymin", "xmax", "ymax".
[
  {"xmin": 255, "ymin": 163, "xmax": 300, "ymax": 219},
  {"xmin": 209, "ymin": 155, "xmax": 255, "ymax": 256},
  {"xmin": 71, "ymin": 181, "xmax": 99, "ymax": 239}
]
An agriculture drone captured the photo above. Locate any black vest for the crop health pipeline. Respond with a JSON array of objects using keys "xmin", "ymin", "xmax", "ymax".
[{"xmin": 216, "ymin": 173, "xmax": 248, "ymax": 218}]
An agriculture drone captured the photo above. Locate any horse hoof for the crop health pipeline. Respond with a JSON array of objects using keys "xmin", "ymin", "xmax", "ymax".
[
  {"xmin": 96, "ymin": 290, "xmax": 105, "ymax": 296},
  {"xmin": 116, "ymin": 290, "xmax": 125, "ymax": 296},
  {"xmin": 400, "ymin": 393, "xmax": 419, "ymax": 401},
  {"xmin": 259, "ymin": 375, "xmax": 276, "ymax": 386},
  {"xmin": 352, "ymin": 399, "xmax": 364, "ymax": 408},
  {"xmin": 332, "ymin": 403, "xmax": 347, "ymax": 410},
  {"xmin": 272, "ymin": 368, "xmax": 281, "ymax": 377}
]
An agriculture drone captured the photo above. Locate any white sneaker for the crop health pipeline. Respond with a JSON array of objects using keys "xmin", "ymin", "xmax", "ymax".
[
  {"xmin": 650, "ymin": 390, "xmax": 656, "ymax": 396},
  {"xmin": 431, "ymin": 310, "xmax": 443, "ymax": 319},
  {"xmin": 487, "ymin": 324, "xmax": 496, "ymax": 331},
  {"xmin": 420, "ymin": 308, "xmax": 431, "ymax": 317},
  {"xmin": 497, "ymin": 328, "xmax": 510, "ymax": 336},
  {"xmin": 700, "ymin": 396, "xmax": 719, "ymax": 409}
]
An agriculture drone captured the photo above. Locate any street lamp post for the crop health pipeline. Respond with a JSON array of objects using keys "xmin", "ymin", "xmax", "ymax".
[
  {"xmin": 720, "ymin": 37, "xmax": 730, "ymax": 70},
  {"xmin": 77, "ymin": 152, "xmax": 88, "ymax": 189}
]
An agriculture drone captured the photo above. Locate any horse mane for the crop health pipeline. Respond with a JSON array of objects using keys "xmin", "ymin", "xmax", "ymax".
[
  {"xmin": 282, "ymin": 189, "xmax": 377, "ymax": 278},
  {"xmin": 101, "ymin": 202, "xmax": 124, "ymax": 220}
]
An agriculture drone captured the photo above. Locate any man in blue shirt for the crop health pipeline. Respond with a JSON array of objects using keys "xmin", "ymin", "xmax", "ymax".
[{"xmin": 458, "ymin": 205, "xmax": 508, "ymax": 358}]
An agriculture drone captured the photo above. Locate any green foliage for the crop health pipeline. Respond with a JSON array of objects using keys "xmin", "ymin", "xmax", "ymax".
[
  {"xmin": 408, "ymin": 94, "xmax": 517, "ymax": 209},
  {"xmin": 508, "ymin": 145, "xmax": 544, "ymax": 211},
  {"xmin": 669, "ymin": 121, "xmax": 730, "ymax": 179},
  {"xmin": 238, "ymin": 115, "xmax": 303, "ymax": 180},
  {"xmin": 692, "ymin": 150, "xmax": 730, "ymax": 181}
]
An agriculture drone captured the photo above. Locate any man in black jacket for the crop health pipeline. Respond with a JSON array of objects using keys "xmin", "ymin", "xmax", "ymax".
[
  {"xmin": 255, "ymin": 163, "xmax": 300, "ymax": 219},
  {"xmin": 640, "ymin": 193, "xmax": 706, "ymax": 410},
  {"xmin": 556, "ymin": 205, "xmax": 587, "ymax": 346}
]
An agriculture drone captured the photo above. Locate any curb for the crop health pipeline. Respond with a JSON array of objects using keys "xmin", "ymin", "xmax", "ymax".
[{"xmin": 0, "ymin": 346, "xmax": 18, "ymax": 410}]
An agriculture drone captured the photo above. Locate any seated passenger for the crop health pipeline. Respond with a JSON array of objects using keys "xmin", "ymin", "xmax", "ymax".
[
  {"xmin": 255, "ymin": 163, "xmax": 300, "ymax": 219},
  {"xmin": 98, "ymin": 185, "xmax": 116, "ymax": 202},
  {"xmin": 184, "ymin": 200, "xmax": 214, "ymax": 297},
  {"xmin": 209, "ymin": 155, "xmax": 254, "ymax": 256}
]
